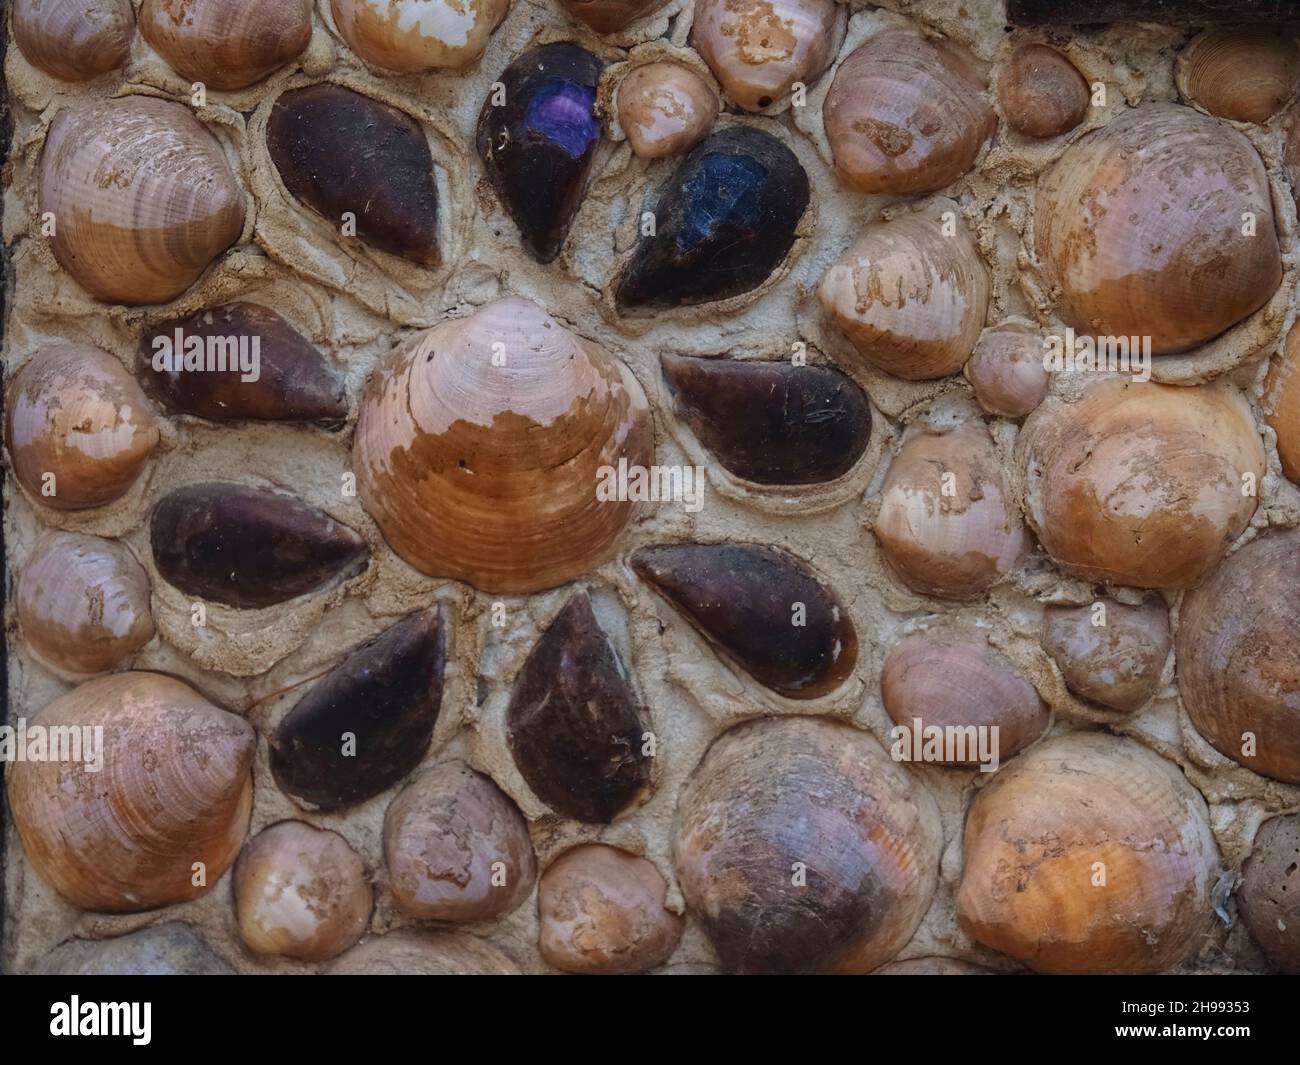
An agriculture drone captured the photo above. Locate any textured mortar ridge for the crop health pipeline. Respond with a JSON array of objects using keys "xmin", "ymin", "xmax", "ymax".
[{"xmin": 2, "ymin": 0, "xmax": 1299, "ymax": 975}]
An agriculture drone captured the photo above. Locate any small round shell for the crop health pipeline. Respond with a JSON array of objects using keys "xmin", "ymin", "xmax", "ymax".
[{"xmin": 616, "ymin": 61, "xmax": 718, "ymax": 158}]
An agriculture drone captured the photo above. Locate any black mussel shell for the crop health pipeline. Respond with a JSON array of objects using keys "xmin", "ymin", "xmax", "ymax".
[
  {"xmin": 662, "ymin": 355, "xmax": 872, "ymax": 484},
  {"xmin": 267, "ymin": 84, "xmax": 440, "ymax": 266},
  {"xmin": 151, "ymin": 482, "xmax": 369, "ymax": 609},
  {"xmin": 631, "ymin": 543, "xmax": 857, "ymax": 699},
  {"xmin": 270, "ymin": 609, "xmax": 447, "ymax": 811},
  {"xmin": 615, "ymin": 126, "xmax": 810, "ymax": 313},
  {"xmin": 138, "ymin": 303, "xmax": 347, "ymax": 427},
  {"xmin": 506, "ymin": 592, "xmax": 651, "ymax": 822},
  {"xmin": 476, "ymin": 43, "xmax": 603, "ymax": 263}
]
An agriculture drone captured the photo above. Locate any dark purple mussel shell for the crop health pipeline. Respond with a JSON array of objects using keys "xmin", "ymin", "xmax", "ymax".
[
  {"xmin": 506, "ymin": 592, "xmax": 651, "ymax": 822},
  {"xmin": 631, "ymin": 543, "xmax": 857, "ymax": 699},
  {"xmin": 138, "ymin": 303, "xmax": 347, "ymax": 427},
  {"xmin": 476, "ymin": 43, "xmax": 603, "ymax": 263},
  {"xmin": 270, "ymin": 609, "xmax": 447, "ymax": 811},
  {"xmin": 151, "ymin": 482, "xmax": 369, "ymax": 608}
]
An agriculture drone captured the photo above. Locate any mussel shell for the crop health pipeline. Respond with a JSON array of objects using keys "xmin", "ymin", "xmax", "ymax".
[
  {"xmin": 326, "ymin": 929, "xmax": 520, "ymax": 974},
  {"xmin": 661, "ymin": 355, "xmax": 871, "ymax": 485},
  {"xmin": 150, "ymin": 482, "xmax": 369, "ymax": 609},
  {"xmin": 631, "ymin": 543, "xmax": 857, "ymax": 699},
  {"xmin": 476, "ymin": 43, "xmax": 604, "ymax": 263},
  {"xmin": 270, "ymin": 609, "xmax": 446, "ymax": 811},
  {"xmin": 31, "ymin": 924, "xmax": 234, "ymax": 976},
  {"xmin": 137, "ymin": 303, "xmax": 347, "ymax": 427},
  {"xmin": 506, "ymin": 592, "xmax": 652, "ymax": 822},
  {"xmin": 267, "ymin": 84, "xmax": 440, "ymax": 266},
  {"xmin": 1040, "ymin": 598, "xmax": 1170, "ymax": 712},
  {"xmin": 39, "ymin": 97, "xmax": 246, "ymax": 305},
  {"xmin": 614, "ymin": 126, "xmax": 810, "ymax": 313}
]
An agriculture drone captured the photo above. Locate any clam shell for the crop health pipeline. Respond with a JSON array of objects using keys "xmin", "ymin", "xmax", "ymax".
[
  {"xmin": 614, "ymin": 126, "xmax": 810, "ymax": 313},
  {"xmin": 507, "ymin": 593, "xmax": 651, "ymax": 822},
  {"xmin": 873, "ymin": 423, "xmax": 1027, "ymax": 601},
  {"xmin": 270, "ymin": 609, "xmax": 446, "ymax": 811},
  {"xmin": 353, "ymin": 297, "xmax": 653, "ymax": 594},
  {"xmin": 233, "ymin": 821, "xmax": 372, "ymax": 961},
  {"xmin": 137, "ymin": 303, "xmax": 347, "ymax": 427},
  {"xmin": 956, "ymin": 732, "xmax": 1220, "ymax": 974},
  {"xmin": 476, "ymin": 43, "xmax": 603, "ymax": 263},
  {"xmin": 39, "ymin": 97, "xmax": 246, "ymax": 305},
  {"xmin": 963, "ymin": 321, "xmax": 1049, "ymax": 418},
  {"xmin": 1017, "ymin": 380, "xmax": 1264, "ymax": 590},
  {"xmin": 616, "ymin": 61, "xmax": 718, "ymax": 159},
  {"xmin": 331, "ymin": 0, "xmax": 509, "ymax": 73},
  {"xmin": 326, "ymin": 929, "xmax": 520, "ymax": 974},
  {"xmin": 1238, "ymin": 814, "xmax": 1300, "ymax": 974},
  {"xmin": 6, "ymin": 345, "xmax": 160, "ymax": 511},
  {"xmin": 673, "ymin": 716, "xmax": 942, "ymax": 974},
  {"xmin": 1177, "ymin": 28, "xmax": 1300, "ymax": 124},
  {"xmin": 819, "ymin": 214, "xmax": 990, "ymax": 381},
  {"xmin": 12, "ymin": 0, "xmax": 134, "ymax": 82},
  {"xmin": 1035, "ymin": 102, "xmax": 1282, "ymax": 354},
  {"xmin": 17, "ymin": 532, "xmax": 154, "ymax": 675},
  {"xmin": 1261, "ymin": 319, "xmax": 1300, "ymax": 484},
  {"xmin": 6, "ymin": 672, "xmax": 255, "ymax": 913},
  {"xmin": 690, "ymin": 0, "xmax": 845, "ymax": 112},
  {"xmin": 140, "ymin": 0, "xmax": 314, "ymax": 90},
  {"xmin": 150, "ymin": 482, "xmax": 369, "ymax": 609},
  {"xmin": 267, "ymin": 84, "xmax": 440, "ymax": 267},
  {"xmin": 881, "ymin": 632, "xmax": 1048, "ymax": 765},
  {"xmin": 824, "ymin": 30, "xmax": 995, "ymax": 194},
  {"xmin": 1176, "ymin": 527, "xmax": 1300, "ymax": 784},
  {"xmin": 998, "ymin": 43, "xmax": 1090, "ymax": 139},
  {"xmin": 383, "ymin": 761, "xmax": 537, "ymax": 922},
  {"xmin": 31, "ymin": 924, "xmax": 234, "ymax": 976},
  {"xmin": 661, "ymin": 355, "xmax": 871, "ymax": 485},
  {"xmin": 538, "ymin": 845, "xmax": 683, "ymax": 974},
  {"xmin": 1040, "ymin": 598, "xmax": 1170, "ymax": 712},
  {"xmin": 560, "ymin": 0, "xmax": 670, "ymax": 34},
  {"xmin": 632, "ymin": 543, "xmax": 857, "ymax": 700}
]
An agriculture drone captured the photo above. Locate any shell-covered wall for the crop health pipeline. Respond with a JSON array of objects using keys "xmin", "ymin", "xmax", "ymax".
[{"xmin": 2, "ymin": 0, "xmax": 1299, "ymax": 975}]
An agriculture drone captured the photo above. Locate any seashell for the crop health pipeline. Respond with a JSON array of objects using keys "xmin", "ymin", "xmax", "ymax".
[
  {"xmin": 560, "ymin": 0, "xmax": 670, "ymax": 34},
  {"xmin": 1176, "ymin": 527, "xmax": 1300, "ymax": 784},
  {"xmin": 880, "ymin": 632, "xmax": 1049, "ymax": 766},
  {"xmin": 150, "ymin": 482, "xmax": 369, "ymax": 609},
  {"xmin": 326, "ymin": 929, "xmax": 520, "ymax": 974},
  {"xmin": 1238, "ymin": 814, "xmax": 1300, "ymax": 974},
  {"xmin": 631, "ymin": 543, "xmax": 857, "ymax": 700},
  {"xmin": 506, "ymin": 593, "xmax": 651, "ymax": 822},
  {"xmin": 1035, "ymin": 103, "xmax": 1282, "ymax": 354},
  {"xmin": 1040, "ymin": 598, "xmax": 1170, "ymax": 712},
  {"xmin": 674, "ymin": 716, "xmax": 942, "ymax": 974},
  {"xmin": 12, "ymin": 0, "xmax": 134, "ymax": 81},
  {"xmin": 233, "ymin": 821, "xmax": 372, "ymax": 961},
  {"xmin": 819, "ymin": 215, "xmax": 990, "ymax": 381},
  {"xmin": 383, "ymin": 761, "xmax": 537, "ymax": 922},
  {"xmin": 7, "ymin": 672, "xmax": 255, "ymax": 913},
  {"xmin": 997, "ymin": 43, "xmax": 1090, "ymax": 139},
  {"xmin": 963, "ymin": 321, "xmax": 1050, "ymax": 418},
  {"xmin": 614, "ymin": 126, "xmax": 810, "ymax": 313},
  {"xmin": 330, "ymin": 0, "xmax": 509, "ymax": 74},
  {"xmin": 270, "ymin": 610, "xmax": 446, "ymax": 811},
  {"xmin": 6, "ymin": 345, "xmax": 160, "ymax": 511},
  {"xmin": 139, "ymin": 0, "xmax": 314, "ymax": 91},
  {"xmin": 476, "ymin": 43, "xmax": 603, "ymax": 263},
  {"xmin": 1286, "ymin": 105, "xmax": 1300, "ymax": 212},
  {"xmin": 39, "ymin": 97, "xmax": 245, "ymax": 305},
  {"xmin": 267, "ymin": 84, "xmax": 440, "ymax": 267},
  {"xmin": 661, "ymin": 355, "xmax": 871, "ymax": 485},
  {"xmin": 17, "ymin": 532, "xmax": 154, "ymax": 675},
  {"xmin": 824, "ymin": 30, "xmax": 995, "ymax": 194},
  {"xmin": 137, "ymin": 303, "xmax": 347, "ymax": 427},
  {"xmin": 873, "ymin": 957, "xmax": 994, "ymax": 975},
  {"xmin": 1177, "ymin": 29, "xmax": 1300, "ymax": 124},
  {"xmin": 1261, "ymin": 319, "xmax": 1300, "ymax": 483},
  {"xmin": 538, "ymin": 845, "xmax": 683, "ymax": 974},
  {"xmin": 1018, "ymin": 380, "xmax": 1264, "ymax": 590},
  {"xmin": 616, "ymin": 61, "xmax": 718, "ymax": 159},
  {"xmin": 956, "ymin": 732, "xmax": 1220, "ymax": 974},
  {"xmin": 690, "ymin": 0, "xmax": 845, "ymax": 112},
  {"xmin": 353, "ymin": 297, "xmax": 653, "ymax": 595},
  {"xmin": 873, "ymin": 423, "xmax": 1027, "ymax": 601},
  {"xmin": 31, "ymin": 924, "xmax": 233, "ymax": 976}
]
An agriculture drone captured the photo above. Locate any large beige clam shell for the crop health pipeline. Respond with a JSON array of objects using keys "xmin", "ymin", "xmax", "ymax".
[{"xmin": 11, "ymin": 0, "xmax": 134, "ymax": 82}]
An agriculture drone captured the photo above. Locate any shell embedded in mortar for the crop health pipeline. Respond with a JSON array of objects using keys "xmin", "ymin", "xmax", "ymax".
[
  {"xmin": 31, "ymin": 924, "xmax": 234, "ymax": 976},
  {"xmin": 616, "ymin": 61, "xmax": 718, "ymax": 159},
  {"xmin": 326, "ymin": 929, "xmax": 520, "ymax": 974},
  {"xmin": 331, "ymin": 0, "xmax": 510, "ymax": 73},
  {"xmin": 1177, "ymin": 28, "xmax": 1300, "ymax": 124},
  {"xmin": 963, "ymin": 321, "xmax": 1050, "ymax": 418},
  {"xmin": 560, "ymin": 0, "xmax": 670, "ymax": 34},
  {"xmin": 352, "ymin": 296, "xmax": 653, "ymax": 595},
  {"xmin": 998, "ymin": 42, "xmax": 1090, "ymax": 139},
  {"xmin": 1040, "ymin": 597, "xmax": 1170, "ymax": 713},
  {"xmin": 1238, "ymin": 814, "xmax": 1300, "ymax": 974},
  {"xmin": 12, "ymin": 0, "xmax": 135, "ymax": 82},
  {"xmin": 1261, "ymin": 318, "xmax": 1300, "ymax": 484}
]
